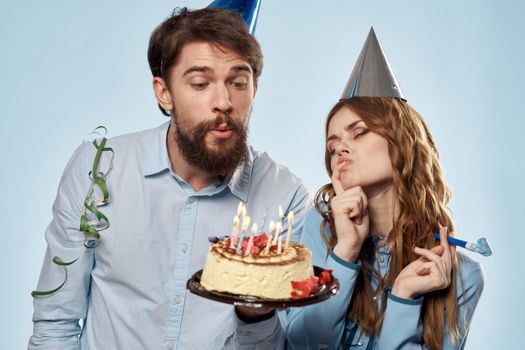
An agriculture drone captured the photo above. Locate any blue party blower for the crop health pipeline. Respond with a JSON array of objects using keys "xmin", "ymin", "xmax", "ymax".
[{"xmin": 433, "ymin": 233, "xmax": 492, "ymax": 257}]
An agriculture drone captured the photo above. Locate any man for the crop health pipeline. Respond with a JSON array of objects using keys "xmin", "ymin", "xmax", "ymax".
[{"xmin": 29, "ymin": 5, "xmax": 310, "ymax": 350}]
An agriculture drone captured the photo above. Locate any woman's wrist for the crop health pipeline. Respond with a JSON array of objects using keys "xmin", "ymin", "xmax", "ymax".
[
  {"xmin": 391, "ymin": 283, "xmax": 415, "ymax": 299},
  {"xmin": 333, "ymin": 243, "xmax": 360, "ymax": 263}
]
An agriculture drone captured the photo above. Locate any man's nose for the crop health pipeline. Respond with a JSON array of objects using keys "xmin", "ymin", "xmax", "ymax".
[{"xmin": 212, "ymin": 83, "xmax": 233, "ymax": 114}]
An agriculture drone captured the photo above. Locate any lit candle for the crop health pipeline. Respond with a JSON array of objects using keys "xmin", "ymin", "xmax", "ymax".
[
  {"xmin": 237, "ymin": 201, "xmax": 244, "ymax": 216},
  {"xmin": 236, "ymin": 215, "xmax": 251, "ymax": 254},
  {"xmin": 264, "ymin": 234, "xmax": 272, "ymax": 255},
  {"xmin": 269, "ymin": 220, "xmax": 276, "ymax": 237},
  {"xmin": 285, "ymin": 211, "xmax": 294, "ymax": 248},
  {"xmin": 230, "ymin": 215, "xmax": 240, "ymax": 249},
  {"xmin": 242, "ymin": 216, "xmax": 251, "ymax": 234},
  {"xmin": 236, "ymin": 233, "xmax": 244, "ymax": 253},
  {"xmin": 245, "ymin": 223, "xmax": 257, "ymax": 256},
  {"xmin": 264, "ymin": 221, "xmax": 275, "ymax": 255},
  {"xmin": 272, "ymin": 222, "xmax": 283, "ymax": 244}
]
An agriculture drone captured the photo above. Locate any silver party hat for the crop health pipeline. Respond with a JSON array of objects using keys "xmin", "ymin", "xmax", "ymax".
[{"xmin": 341, "ymin": 27, "xmax": 406, "ymax": 101}]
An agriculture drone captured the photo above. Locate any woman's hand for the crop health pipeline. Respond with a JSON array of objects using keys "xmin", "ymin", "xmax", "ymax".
[
  {"xmin": 330, "ymin": 162, "xmax": 370, "ymax": 263},
  {"xmin": 392, "ymin": 226, "xmax": 456, "ymax": 299}
]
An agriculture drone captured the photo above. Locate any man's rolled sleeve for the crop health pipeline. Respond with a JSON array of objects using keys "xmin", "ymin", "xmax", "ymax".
[{"xmin": 29, "ymin": 142, "xmax": 96, "ymax": 349}]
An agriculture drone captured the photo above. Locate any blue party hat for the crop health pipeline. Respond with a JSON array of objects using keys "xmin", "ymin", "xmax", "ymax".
[{"xmin": 207, "ymin": 0, "xmax": 261, "ymax": 34}]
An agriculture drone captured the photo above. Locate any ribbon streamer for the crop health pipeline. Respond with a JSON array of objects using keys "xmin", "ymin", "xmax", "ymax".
[{"xmin": 32, "ymin": 126, "xmax": 113, "ymax": 296}]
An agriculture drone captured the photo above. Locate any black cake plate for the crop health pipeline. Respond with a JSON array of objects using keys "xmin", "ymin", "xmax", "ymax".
[{"xmin": 186, "ymin": 266, "xmax": 339, "ymax": 308}]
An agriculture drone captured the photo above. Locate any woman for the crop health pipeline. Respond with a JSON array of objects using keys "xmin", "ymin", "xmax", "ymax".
[{"xmin": 285, "ymin": 96, "xmax": 484, "ymax": 349}]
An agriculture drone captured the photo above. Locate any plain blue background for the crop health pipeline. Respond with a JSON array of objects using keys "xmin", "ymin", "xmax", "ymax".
[{"xmin": 1, "ymin": 0, "xmax": 523, "ymax": 348}]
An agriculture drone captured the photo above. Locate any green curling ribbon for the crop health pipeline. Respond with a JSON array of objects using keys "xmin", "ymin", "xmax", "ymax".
[
  {"xmin": 32, "ymin": 126, "xmax": 113, "ymax": 297},
  {"xmin": 30, "ymin": 257, "xmax": 78, "ymax": 297}
]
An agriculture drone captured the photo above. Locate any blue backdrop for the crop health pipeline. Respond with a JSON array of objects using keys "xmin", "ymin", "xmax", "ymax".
[{"xmin": 1, "ymin": 1, "xmax": 523, "ymax": 348}]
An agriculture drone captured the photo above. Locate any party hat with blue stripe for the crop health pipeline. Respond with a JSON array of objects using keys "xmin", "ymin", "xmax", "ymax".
[
  {"xmin": 341, "ymin": 27, "xmax": 406, "ymax": 101},
  {"xmin": 207, "ymin": 0, "xmax": 261, "ymax": 34}
]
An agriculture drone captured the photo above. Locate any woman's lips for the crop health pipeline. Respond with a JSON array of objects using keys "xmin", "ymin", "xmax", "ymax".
[{"xmin": 337, "ymin": 156, "xmax": 352, "ymax": 165}]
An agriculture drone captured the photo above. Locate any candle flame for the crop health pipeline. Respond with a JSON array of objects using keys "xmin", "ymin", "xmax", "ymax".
[
  {"xmin": 251, "ymin": 223, "xmax": 258, "ymax": 234},
  {"xmin": 279, "ymin": 205, "xmax": 284, "ymax": 219},
  {"xmin": 237, "ymin": 201, "xmax": 244, "ymax": 216},
  {"xmin": 241, "ymin": 216, "xmax": 251, "ymax": 231},
  {"xmin": 288, "ymin": 211, "xmax": 294, "ymax": 221},
  {"xmin": 269, "ymin": 220, "xmax": 275, "ymax": 233},
  {"xmin": 233, "ymin": 215, "xmax": 240, "ymax": 225}
]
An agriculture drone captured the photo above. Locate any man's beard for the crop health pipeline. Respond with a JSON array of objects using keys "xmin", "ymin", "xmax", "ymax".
[{"xmin": 173, "ymin": 111, "xmax": 249, "ymax": 178}]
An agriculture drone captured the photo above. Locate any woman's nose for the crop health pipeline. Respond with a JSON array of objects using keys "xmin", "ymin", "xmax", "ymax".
[{"xmin": 336, "ymin": 142, "xmax": 352, "ymax": 155}]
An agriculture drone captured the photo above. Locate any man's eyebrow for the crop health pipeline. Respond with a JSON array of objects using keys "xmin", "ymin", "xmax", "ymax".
[
  {"xmin": 326, "ymin": 120, "xmax": 364, "ymax": 142},
  {"xmin": 183, "ymin": 66, "xmax": 212, "ymax": 76},
  {"xmin": 231, "ymin": 64, "xmax": 252, "ymax": 74}
]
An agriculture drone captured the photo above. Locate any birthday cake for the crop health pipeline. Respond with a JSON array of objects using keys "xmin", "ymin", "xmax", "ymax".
[{"xmin": 200, "ymin": 233, "xmax": 315, "ymax": 299}]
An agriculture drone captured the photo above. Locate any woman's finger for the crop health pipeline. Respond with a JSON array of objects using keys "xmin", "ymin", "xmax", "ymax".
[
  {"xmin": 447, "ymin": 230, "xmax": 457, "ymax": 258},
  {"xmin": 415, "ymin": 261, "xmax": 445, "ymax": 279},
  {"xmin": 331, "ymin": 162, "xmax": 346, "ymax": 196},
  {"xmin": 430, "ymin": 245, "xmax": 445, "ymax": 256},
  {"xmin": 415, "ymin": 262, "xmax": 432, "ymax": 275},
  {"xmin": 439, "ymin": 226, "xmax": 450, "ymax": 255},
  {"xmin": 413, "ymin": 246, "xmax": 447, "ymax": 275},
  {"xmin": 347, "ymin": 200, "xmax": 363, "ymax": 218},
  {"xmin": 439, "ymin": 227, "xmax": 455, "ymax": 272}
]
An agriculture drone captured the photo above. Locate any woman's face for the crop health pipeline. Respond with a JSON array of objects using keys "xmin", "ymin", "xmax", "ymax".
[{"xmin": 326, "ymin": 107, "xmax": 393, "ymax": 196}]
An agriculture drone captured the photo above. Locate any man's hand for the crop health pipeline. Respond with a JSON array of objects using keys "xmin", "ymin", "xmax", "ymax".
[{"xmin": 235, "ymin": 306, "xmax": 276, "ymax": 323}]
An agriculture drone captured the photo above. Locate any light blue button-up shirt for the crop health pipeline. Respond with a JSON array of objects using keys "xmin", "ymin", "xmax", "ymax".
[{"xmin": 29, "ymin": 122, "xmax": 311, "ymax": 350}]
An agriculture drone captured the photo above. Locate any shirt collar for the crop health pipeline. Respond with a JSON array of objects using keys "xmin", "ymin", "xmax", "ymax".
[
  {"xmin": 227, "ymin": 147, "xmax": 254, "ymax": 202},
  {"xmin": 143, "ymin": 121, "xmax": 254, "ymax": 202},
  {"xmin": 143, "ymin": 121, "xmax": 171, "ymax": 176}
]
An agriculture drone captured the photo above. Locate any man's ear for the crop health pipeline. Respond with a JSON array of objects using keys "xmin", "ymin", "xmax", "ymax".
[{"xmin": 152, "ymin": 77, "xmax": 173, "ymax": 112}]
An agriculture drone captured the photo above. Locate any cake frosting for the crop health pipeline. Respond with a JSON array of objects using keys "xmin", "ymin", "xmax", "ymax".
[{"xmin": 200, "ymin": 234, "xmax": 314, "ymax": 299}]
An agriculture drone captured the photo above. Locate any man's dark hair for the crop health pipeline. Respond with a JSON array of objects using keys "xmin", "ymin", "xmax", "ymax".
[{"xmin": 148, "ymin": 7, "xmax": 264, "ymax": 116}]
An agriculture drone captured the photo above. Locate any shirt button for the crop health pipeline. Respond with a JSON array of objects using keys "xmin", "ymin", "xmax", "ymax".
[
  {"xmin": 188, "ymin": 197, "xmax": 195, "ymax": 204},
  {"xmin": 175, "ymin": 296, "xmax": 182, "ymax": 304},
  {"xmin": 357, "ymin": 340, "xmax": 364, "ymax": 346},
  {"xmin": 373, "ymin": 296, "xmax": 378, "ymax": 301},
  {"xmin": 181, "ymin": 243, "xmax": 188, "ymax": 253},
  {"xmin": 167, "ymin": 341, "xmax": 174, "ymax": 350}
]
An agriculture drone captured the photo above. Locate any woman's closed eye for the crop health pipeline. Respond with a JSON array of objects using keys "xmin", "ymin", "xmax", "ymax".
[{"xmin": 353, "ymin": 128, "xmax": 369, "ymax": 139}]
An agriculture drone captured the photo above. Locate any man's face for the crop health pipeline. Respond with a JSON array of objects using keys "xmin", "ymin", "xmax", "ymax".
[{"xmin": 161, "ymin": 42, "xmax": 256, "ymax": 176}]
